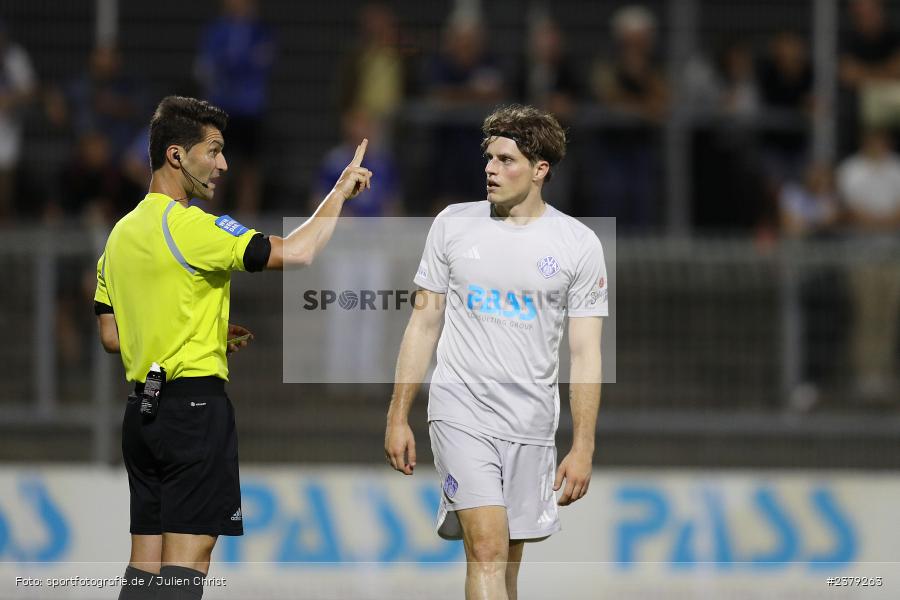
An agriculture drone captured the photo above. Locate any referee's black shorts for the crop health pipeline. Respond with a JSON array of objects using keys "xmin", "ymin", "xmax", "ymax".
[{"xmin": 122, "ymin": 376, "xmax": 243, "ymax": 536}]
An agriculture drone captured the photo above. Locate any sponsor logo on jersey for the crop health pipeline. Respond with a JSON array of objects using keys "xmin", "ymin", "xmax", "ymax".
[
  {"xmin": 467, "ymin": 285, "xmax": 538, "ymax": 321},
  {"xmin": 588, "ymin": 276, "xmax": 608, "ymax": 306},
  {"xmin": 538, "ymin": 256, "xmax": 560, "ymax": 278}
]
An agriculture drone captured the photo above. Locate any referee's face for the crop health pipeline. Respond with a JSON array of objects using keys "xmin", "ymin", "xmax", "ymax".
[
  {"xmin": 484, "ymin": 136, "xmax": 534, "ymax": 207},
  {"xmin": 182, "ymin": 126, "xmax": 227, "ymax": 202}
]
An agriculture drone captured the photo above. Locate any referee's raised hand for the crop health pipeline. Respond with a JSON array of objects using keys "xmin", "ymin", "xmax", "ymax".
[{"xmin": 333, "ymin": 138, "xmax": 372, "ymax": 200}]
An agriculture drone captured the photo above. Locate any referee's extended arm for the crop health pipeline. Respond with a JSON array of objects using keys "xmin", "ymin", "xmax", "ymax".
[{"xmin": 266, "ymin": 139, "xmax": 371, "ymax": 269}]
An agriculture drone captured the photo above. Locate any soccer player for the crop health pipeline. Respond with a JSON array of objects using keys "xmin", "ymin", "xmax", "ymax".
[
  {"xmin": 95, "ymin": 96, "xmax": 371, "ymax": 599},
  {"xmin": 385, "ymin": 105, "xmax": 607, "ymax": 600}
]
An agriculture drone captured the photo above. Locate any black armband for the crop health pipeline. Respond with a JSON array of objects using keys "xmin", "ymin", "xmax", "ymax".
[
  {"xmin": 243, "ymin": 233, "xmax": 272, "ymax": 272},
  {"xmin": 94, "ymin": 301, "xmax": 114, "ymax": 315}
]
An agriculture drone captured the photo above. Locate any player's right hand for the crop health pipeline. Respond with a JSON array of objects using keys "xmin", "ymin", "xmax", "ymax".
[
  {"xmin": 333, "ymin": 138, "xmax": 372, "ymax": 200},
  {"xmin": 385, "ymin": 422, "xmax": 417, "ymax": 475}
]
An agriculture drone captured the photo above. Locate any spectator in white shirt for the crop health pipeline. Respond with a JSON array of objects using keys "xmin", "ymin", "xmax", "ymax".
[{"xmin": 836, "ymin": 129, "xmax": 900, "ymax": 402}]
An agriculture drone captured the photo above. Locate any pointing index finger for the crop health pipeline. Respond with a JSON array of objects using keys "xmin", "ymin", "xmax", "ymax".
[{"xmin": 350, "ymin": 138, "xmax": 368, "ymax": 167}]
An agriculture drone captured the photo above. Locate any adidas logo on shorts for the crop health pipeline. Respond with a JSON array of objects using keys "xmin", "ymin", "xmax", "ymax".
[{"xmin": 230, "ymin": 508, "xmax": 242, "ymax": 521}]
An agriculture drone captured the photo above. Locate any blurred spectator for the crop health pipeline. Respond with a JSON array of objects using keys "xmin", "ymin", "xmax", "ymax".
[
  {"xmin": 838, "ymin": 0, "xmax": 900, "ymax": 152},
  {"xmin": 836, "ymin": 129, "xmax": 900, "ymax": 402},
  {"xmin": 426, "ymin": 8, "xmax": 505, "ymax": 211},
  {"xmin": 122, "ymin": 127, "xmax": 151, "ymax": 191},
  {"xmin": 53, "ymin": 129, "xmax": 136, "ymax": 372},
  {"xmin": 781, "ymin": 163, "xmax": 842, "ymax": 412},
  {"xmin": 512, "ymin": 15, "xmax": 581, "ymax": 211},
  {"xmin": 779, "ymin": 163, "xmax": 839, "ymax": 237},
  {"xmin": 684, "ymin": 38, "xmax": 760, "ymax": 118},
  {"xmin": 46, "ymin": 44, "xmax": 145, "ymax": 156},
  {"xmin": 0, "ymin": 21, "xmax": 36, "ymax": 222},
  {"xmin": 427, "ymin": 12, "xmax": 504, "ymax": 107},
  {"xmin": 758, "ymin": 31, "xmax": 814, "ymax": 114},
  {"xmin": 718, "ymin": 40, "xmax": 761, "ymax": 117},
  {"xmin": 756, "ymin": 31, "xmax": 816, "ymax": 234},
  {"xmin": 53, "ymin": 131, "xmax": 137, "ymax": 225},
  {"xmin": 338, "ymin": 2, "xmax": 412, "ymax": 120},
  {"xmin": 590, "ymin": 5, "xmax": 668, "ymax": 122},
  {"xmin": 584, "ymin": 5, "xmax": 668, "ymax": 227},
  {"xmin": 514, "ymin": 16, "xmax": 582, "ymax": 120},
  {"xmin": 195, "ymin": 0, "xmax": 275, "ymax": 216},
  {"xmin": 313, "ymin": 110, "xmax": 400, "ymax": 217}
]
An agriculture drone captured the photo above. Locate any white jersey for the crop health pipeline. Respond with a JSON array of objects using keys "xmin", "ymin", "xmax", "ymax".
[{"xmin": 414, "ymin": 201, "xmax": 608, "ymax": 446}]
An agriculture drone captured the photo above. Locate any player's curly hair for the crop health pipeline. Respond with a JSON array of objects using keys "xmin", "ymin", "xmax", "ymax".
[
  {"xmin": 148, "ymin": 96, "xmax": 228, "ymax": 172},
  {"xmin": 481, "ymin": 104, "xmax": 567, "ymax": 181}
]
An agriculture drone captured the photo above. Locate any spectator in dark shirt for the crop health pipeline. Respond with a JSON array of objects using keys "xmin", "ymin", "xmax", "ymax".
[
  {"xmin": 838, "ymin": 0, "xmax": 900, "ymax": 152},
  {"xmin": 426, "ymin": 11, "xmax": 506, "ymax": 212},
  {"xmin": 513, "ymin": 15, "xmax": 581, "ymax": 211},
  {"xmin": 758, "ymin": 31, "xmax": 814, "ymax": 112},
  {"xmin": 55, "ymin": 131, "xmax": 137, "ymax": 224},
  {"xmin": 757, "ymin": 31, "xmax": 815, "ymax": 196},
  {"xmin": 195, "ymin": 0, "xmax": 275, "ymax": 216},
  {"xmin": 46, "ymin": 45, "xmax": 145, "ymax": 157},
  {"xmin": 585, "ymin": 5, "xmax": 668, "ymax": 227},
  {"xmin": 514, "ymin": 16, "xmax": 581, "ymax": 120},
  {"xmin": 840, "ymin": 0, "xmax": 900, "ymax": 87},
  {"xmin": 427, "ymin": 14, "xmax": 505, "ymax": 107}
]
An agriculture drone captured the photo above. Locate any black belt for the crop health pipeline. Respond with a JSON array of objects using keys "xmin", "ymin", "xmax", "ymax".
[{"xmin": 133, "ymin": 376, "xmax": 225, "ymax": 397}]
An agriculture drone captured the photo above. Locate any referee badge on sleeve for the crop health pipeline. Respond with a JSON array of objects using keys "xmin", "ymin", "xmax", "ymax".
[{"xmin": 215, "ymin": 215, "xmax": 249, "ymax": 237}]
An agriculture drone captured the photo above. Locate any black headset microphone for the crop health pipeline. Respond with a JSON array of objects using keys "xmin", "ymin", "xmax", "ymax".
[{"xmin": 174, "ymin": 151, "xmax": 209, "ymax": 189}]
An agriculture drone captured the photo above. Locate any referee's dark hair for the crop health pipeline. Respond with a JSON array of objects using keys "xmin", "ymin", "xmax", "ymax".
[
  {"xmin": 148, "ymin": 95, "xmax": 229, "ymax": 172},
  {"xmin": 481, "ymin": 104, "xmax": 567, "ymax": 182}
]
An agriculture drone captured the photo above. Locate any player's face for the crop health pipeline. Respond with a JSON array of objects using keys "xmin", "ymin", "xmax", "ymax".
[
  {"xmin": 182, "ymin": 126, "xmax": 227, "ymax": 201},
  {"xmin": 484, "ymin": 136, "xmax": 534, "ymax": 206}
]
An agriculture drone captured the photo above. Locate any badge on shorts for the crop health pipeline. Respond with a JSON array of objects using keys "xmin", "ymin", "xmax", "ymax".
[
  {"xmin": 443, "ymin": 473, "xmax": 459, "ymax": 499},
  {"xmin": 215, "ymin": 215, "xmax": 249, "ymax": 237},
  {"xmin": 538, "ymin": 256, "xmax": 560, "ymax": 278}
]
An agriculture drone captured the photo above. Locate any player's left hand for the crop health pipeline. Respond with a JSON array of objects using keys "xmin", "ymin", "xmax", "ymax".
[
  {"xmin": 226, "ymin": 323, "xmax": 254, "ymax": 355},
  {"xmin": 554, "ymin": 448, "xmax": 593, "ymax": 506}
]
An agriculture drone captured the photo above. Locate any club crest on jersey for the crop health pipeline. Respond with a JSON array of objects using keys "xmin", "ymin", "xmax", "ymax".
[
  {"xmin": 538, "ymin": 256, "xmax": 560, "ymax": 279},
  {"xmin": 215, "ymin": 215, "xmax": 248, "ymax": 237},
  {"xmin": 443, "ymin": 473, "xmax": 459, "ymax": 499}
]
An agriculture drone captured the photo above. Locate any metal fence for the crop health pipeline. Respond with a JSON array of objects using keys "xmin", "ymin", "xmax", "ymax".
[{"xmin": 1, "ymin": 223, "xmax": 897, "ymax": 467}]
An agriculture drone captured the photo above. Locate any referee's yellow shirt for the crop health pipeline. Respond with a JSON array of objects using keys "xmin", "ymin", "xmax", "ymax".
[{"xmin": 94, "ymin": 193, "xmax": 258, "ymax": 383}]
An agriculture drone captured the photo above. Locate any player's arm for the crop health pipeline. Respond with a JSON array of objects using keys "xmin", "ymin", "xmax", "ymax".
[
  {"xmin": 385, "ymin": 289, "xmax": 446, "ymax": 475},
  {"xmin": 266, "ymin": 139, "xmax": 372, "ymax": 269},
  {"xmin": 555, "ymin": 316, "xmax": 603, "ymax": 506}
]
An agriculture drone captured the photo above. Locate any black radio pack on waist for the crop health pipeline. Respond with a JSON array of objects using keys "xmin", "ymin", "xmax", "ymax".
[{"xmin": 140, "ymin": 363, "xmax": 166, "ymax": 418}]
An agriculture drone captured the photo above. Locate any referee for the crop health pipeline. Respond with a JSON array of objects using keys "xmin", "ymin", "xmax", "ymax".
[{"xmin": 94, "ymin": 96, "xmax": 371, "ymax": 600}]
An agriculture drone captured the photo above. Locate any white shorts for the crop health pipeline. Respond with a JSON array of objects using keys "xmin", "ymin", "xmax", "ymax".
[{"xmin": 429, "ymin": 420, "xmax": 561, "ymax": 541}]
